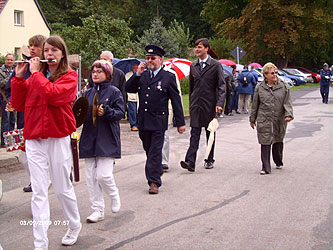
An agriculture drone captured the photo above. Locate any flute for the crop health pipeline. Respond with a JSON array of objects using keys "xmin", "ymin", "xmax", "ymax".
[{"xmin": 15, "ymin": 59, "xmax": 57, "ymax": 63}]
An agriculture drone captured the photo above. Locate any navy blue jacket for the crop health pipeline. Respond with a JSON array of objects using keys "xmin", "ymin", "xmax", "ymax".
[
  {"xmin": 238, "ymin": 69, "xmax": 256, "ymax": 94},
  {"xmin": 125, "ymin": 67, "xmax": 185, "ymax": 131},
  {"xmin": 320, "ymin": 69, "xmax": 332, "ymax": 86},
  {"xmin": 79, "ymin": 81, "xmax": 125, "ymax": 158}
]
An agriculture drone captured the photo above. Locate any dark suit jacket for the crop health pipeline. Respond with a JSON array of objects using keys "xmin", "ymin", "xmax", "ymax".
[
  {"xmin": 125, "ymin": 67, "xmax": 185, "ymax": 131},
  {"xmin": 189, "ymin": 56, "xmax": 226, "ymax": 127},
  {"xmin": 111, "ymin": 67, "xmax": 126, "ymax": 103}
]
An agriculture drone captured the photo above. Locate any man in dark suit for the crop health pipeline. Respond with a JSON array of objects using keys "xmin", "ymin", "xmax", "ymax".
[
  {"xmin": 180, "ymin": 38, "xmax": 226, "ymax": 172},
  {"xmin": 126, "ymin": 45, "xmax": 186, "ymax": 194},
  {"xmin": 100, "ymin": 51, "xmax": 126, "ymax": 105}
]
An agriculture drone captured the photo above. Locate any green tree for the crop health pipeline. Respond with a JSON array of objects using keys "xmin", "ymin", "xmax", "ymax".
[
  {"xmin": 137, "ymin": 17, "xmax": 179, "ymax": 57},
  {"xmin": 167, "ymin": 20, "xmax": 193, "ymax": 58},
  {"xmin": 54, "ymin": 14, "xmax": 134, "ymax": 66},
  {"xmin": 203, "ymin": 0, "xmax": 333, "ymax": 68}
]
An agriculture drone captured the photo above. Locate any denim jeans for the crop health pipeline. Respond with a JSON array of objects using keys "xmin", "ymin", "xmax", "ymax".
[{"xmin": 127, "ymin": 101, "xmax": 137, "ymax": 127}]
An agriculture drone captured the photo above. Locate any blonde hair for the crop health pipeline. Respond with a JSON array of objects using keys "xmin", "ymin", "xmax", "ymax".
[{"xmin": 262, "ymin": 62, "xmax": 277, "ymax": 75}]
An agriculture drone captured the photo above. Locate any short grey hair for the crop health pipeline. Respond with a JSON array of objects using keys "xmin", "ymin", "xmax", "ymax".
[
  {"xmin": 101, "ymin": 50, "xmax": 113, "ymax": 60},
  {"xmin": 262, "ymin": 62, "xmax": 277, "ymax": 75}
]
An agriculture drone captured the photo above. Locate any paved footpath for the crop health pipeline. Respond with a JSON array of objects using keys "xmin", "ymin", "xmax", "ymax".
[{"xmin": 0, "ymin": 87, "xmax": 332, "ymax": 250}]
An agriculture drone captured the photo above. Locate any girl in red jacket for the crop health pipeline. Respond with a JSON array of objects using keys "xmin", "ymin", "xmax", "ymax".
[{"xmin": 11, "ymin": 35, "xmax": 81, "ymax": 250}]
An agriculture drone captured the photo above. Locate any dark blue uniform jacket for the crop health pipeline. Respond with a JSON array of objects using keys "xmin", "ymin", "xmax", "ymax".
[
  {"xmin": 125, "ymin": 67, "xmax": 185, "ymax": 131},
  {"xmin": 79, "ymin": 81, "xmax": 125, "ymax": 158}
]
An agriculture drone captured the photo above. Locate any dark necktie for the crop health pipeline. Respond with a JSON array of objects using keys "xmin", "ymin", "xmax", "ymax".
[
  {"xmin": 150, "ymin": 71, "xmax": 154, "ymax": 79},
  {"xmin": 200, "ymin": 61, "xmax": 205, "ymax": 71}
]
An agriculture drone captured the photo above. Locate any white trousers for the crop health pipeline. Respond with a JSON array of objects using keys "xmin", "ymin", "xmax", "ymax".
[
  {"xmin": 18, "ymin": 150, "xmax": 29, "ymax": 176},
  {"xmin": 85, "ymin": 157, "xmax": 119, "ymax": 212},
  {"xmin": 26, "ymin": 137, "xmax": 81, "ymax": 249},
  {"xmin": 162, "ymin": 130, "xmax": 169, "ymax": 165}
]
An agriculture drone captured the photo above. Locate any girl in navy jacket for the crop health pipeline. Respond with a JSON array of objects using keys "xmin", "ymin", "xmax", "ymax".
[{"xmin": 79, "ymin": 60, "xmax": 125, "ymax": 223}]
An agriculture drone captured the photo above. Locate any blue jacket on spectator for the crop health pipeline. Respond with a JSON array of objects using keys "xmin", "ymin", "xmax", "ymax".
[{"xmin": 237, "ymin": 69, "xmax": 256, "ymax": 94}]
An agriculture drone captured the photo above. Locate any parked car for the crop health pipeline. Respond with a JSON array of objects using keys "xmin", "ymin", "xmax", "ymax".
[
  {"xmin": 278, "ymin": 69, "xmax": 306, "ymax": 86},
  {"xmin": 281, "ymin": 68, "xmax": 313, "ymax": 83},
  {"xmin": 287, "ymin": 66, "xmax": 321, "ymax": 83},
  {"xmin": 255, "ymin": 68, "xmax": 294, "ymax": 88}
]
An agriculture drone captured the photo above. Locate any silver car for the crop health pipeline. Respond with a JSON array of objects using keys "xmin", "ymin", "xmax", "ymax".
[
  {"xmin": 254, "ymin": 68, "xmax": 294, "ymax": 88},
  {"xmin": 282, "ymin": 68, "xmax": 313, "ymax": 83}
]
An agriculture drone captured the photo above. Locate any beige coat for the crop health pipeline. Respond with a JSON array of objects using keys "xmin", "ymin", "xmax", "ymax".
[{"xmin": 250, "ymin": 79, "xmax": 293, "ymax": 145}]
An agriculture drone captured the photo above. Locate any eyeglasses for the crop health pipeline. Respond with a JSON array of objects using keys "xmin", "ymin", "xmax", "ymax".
[
  {"xmin": 92, "ymin": 70, "xmax": 104, "ymax": 75},
  {"xmin": 146, "ymin": 56, "xmax": 157, "ymax": 61},
  {"xmin": 270, "ymin": 71, "xmax": 278, "ymax": 75}
]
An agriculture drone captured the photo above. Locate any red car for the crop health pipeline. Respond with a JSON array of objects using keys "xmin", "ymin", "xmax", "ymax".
[{"xmin": 287, "ymin": 66, "xmax": 321, "ymax": 82}]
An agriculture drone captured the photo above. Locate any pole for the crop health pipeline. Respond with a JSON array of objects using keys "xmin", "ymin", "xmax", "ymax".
[
  {"xmin": 78, "ymin": 55, "xmax": 82, "ymax": 97},
  {"xmin": 236, "ymin": 46, "xmax": 240, "ymax": 65}
]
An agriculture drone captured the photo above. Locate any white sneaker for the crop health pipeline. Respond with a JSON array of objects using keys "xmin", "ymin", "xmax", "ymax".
[
  {"xmin": 61, "ymin": 223, "xmax": 82, "ymax": 246},
  {"xmin": 111, "ymin": 195, "xmax": 121, "ymax": 213},
  {"xmin": 86, "ymin": 210, "xmax": 104, "ymax": 223},
  {"xmin": 276, "ymin": 165, "xmax": 282, "ymax": 169}
]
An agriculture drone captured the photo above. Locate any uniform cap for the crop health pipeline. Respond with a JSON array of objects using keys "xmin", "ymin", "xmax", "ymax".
[{"xmin": 145, "ymin": 44, "xmax": 165, "ymax": 57}]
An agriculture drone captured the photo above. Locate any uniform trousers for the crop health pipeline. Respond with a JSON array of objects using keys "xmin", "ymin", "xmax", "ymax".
[
  {"xmin": 139, "ymin": 130, "xmax": 165, "ymax": 187},
  {"xmin": 162, "ymin": 129, "xmax": 169, "ymax": 165},
  {"xmin": 320, "ymin": 84, "xmax": 329, "ymax": 103},
  {"xmin": 85, "ymin": 157, "xmax": 119, "ymax": 212},
  {"xmin": 185, "ymin": 127, "xmax": 215, "ymax": 167},
  {"xmin": 261, "ymin": 142, "xmax": 284, "ymax": 173},
  {"xmin": 26, "ymin": 136, "xmax": 81, "ymax": 249},
  {"xmin": 238, "ymin": 93, "xmax": 251, "ymax": 113}
]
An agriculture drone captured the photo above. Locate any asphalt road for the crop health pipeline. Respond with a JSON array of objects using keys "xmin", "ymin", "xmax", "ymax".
[{"xmin": 0, "ymin": 86, "xmax": 332, "ymax": 250}]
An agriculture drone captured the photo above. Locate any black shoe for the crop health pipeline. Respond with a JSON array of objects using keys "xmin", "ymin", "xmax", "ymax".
[
  {"xmin": 23, "ymin": 183, "xmax": 32, "ymax": 192},
  {"xmin": 204, "ymin": 162, "xmax": 214, "ymax": 169},
  {"xmin": 180, "ymin": 161, "xmax": 195, "ymax": 172},
  {"xmin": 236, "ymin": 111, "xmax": 241, "ymax": 114},
  {"xmin": 162, "ymin": 164, "xmax": 169, "ymax": 172},
  {"xmin": 227, "ymin": 113, "xmax": 233, "ymax": 116}
]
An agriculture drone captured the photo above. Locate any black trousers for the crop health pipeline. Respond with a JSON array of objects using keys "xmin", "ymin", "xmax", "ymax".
[
  {"xmin": 224, "ymin": 85, "xmax": 231, "ymax": 115},
  {"xmin": 139, "ymin": 130, "xmax": 165, "ymax": 187},
  {"xmin": 185, "ymin": 127, "xmax": 215, "ymax": 168},
  {"xmin": 261, "ymin": 142, "xmax": 284, "ymax": 173}
]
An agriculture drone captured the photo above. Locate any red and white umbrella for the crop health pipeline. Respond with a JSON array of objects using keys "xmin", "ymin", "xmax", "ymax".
[
  {"xmin": 163, "ymin": 58, "xmax": 192, "ymax": 80},
  {"xmin": 219, "ymin": 59, "xmax": 236, "ymax": 66}
]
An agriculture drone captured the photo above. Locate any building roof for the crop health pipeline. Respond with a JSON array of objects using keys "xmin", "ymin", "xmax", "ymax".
[
  {"xmin": 0, "ymin": 0, "xmax": 8, "ymax": 14},
  {"xmin": 0, "ymin": 0, "xmax": 51, "ymax": 31}
]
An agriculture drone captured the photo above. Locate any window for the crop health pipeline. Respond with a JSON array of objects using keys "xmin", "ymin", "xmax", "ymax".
[
  {"xmin": 14, "ymin": 10, "xmax": 23, "ymax": 26},
  {"xmin": 14, "ymin": 48, "xmax": 21, "ymax": 58}
]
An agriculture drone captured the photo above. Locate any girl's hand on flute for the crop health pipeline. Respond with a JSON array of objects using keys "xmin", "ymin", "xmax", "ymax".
[
  {"xmin": 15, "ymin": 60, "xmax": 28, "ymax": 78},
  {"xmin": 30, "ymin": 57, "xmax": 41, "ymax": 74}
]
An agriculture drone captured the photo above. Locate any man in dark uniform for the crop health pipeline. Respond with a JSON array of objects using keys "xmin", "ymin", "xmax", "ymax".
[
  {"xmin": 320, "ymin": 63, "xmax": 332, "ymax": 104},
  {"xmin": 180, "ymin": 38, "xmax": 226, "ymax": 172},
  {"xmin": 126, "ymin": 45, "xmax": 186, "ymax": 194}
]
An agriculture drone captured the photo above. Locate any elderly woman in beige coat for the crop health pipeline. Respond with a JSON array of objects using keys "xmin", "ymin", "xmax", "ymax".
[{"xmin": 250, "ymin": 62, "xmax": 293, "ymax": 175}]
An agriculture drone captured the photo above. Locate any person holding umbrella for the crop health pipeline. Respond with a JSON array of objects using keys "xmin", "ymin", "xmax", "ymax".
[
  {"xmin": 180, "ymin": 38, "xmax": 226, "ymax": 172},
  {"xmin": 250, "ymin": 62, "xmax": 293, "ymax": 175}
]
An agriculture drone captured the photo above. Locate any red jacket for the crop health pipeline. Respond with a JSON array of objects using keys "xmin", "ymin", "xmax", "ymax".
[{"xmin": 11, "ymin": 70, "xmax": 77, "ymax": 139}]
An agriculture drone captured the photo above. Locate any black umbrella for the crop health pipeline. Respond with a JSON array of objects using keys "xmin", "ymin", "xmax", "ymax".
[{"xmin": 113, "ymin": 58, "xmax": 143, "ymax": 74}]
